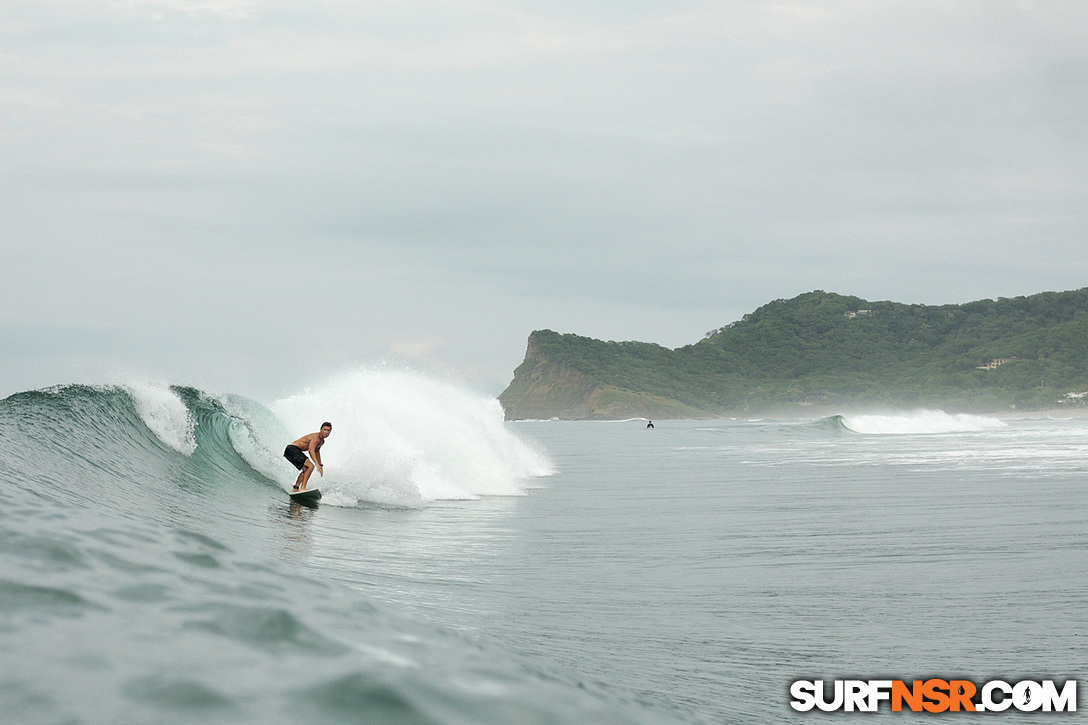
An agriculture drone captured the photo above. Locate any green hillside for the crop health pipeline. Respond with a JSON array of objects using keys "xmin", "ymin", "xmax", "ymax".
[{"xmin": 500, "ymin": 289, "xmax": 1088, "ymax": 419}]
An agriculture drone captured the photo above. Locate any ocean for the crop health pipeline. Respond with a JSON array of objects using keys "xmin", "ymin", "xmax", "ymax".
[{"xmin": 1, "ymin": 370, "xmax": 1085, "ymax": 724}]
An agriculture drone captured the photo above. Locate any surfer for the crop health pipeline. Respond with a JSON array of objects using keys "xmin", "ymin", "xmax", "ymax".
[
  {"xmin": 284, "ymin": 422, "xmax": 332, "ymax": 491},
  {"xmin": 646, "ymin": 420, "xmax": 655, "ymax": 429}
]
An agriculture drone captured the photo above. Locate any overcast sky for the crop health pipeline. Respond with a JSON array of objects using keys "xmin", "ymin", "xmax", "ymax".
[{"xmin": 3, "ymin": 0, "xmax": 1086, "ymax": 399}]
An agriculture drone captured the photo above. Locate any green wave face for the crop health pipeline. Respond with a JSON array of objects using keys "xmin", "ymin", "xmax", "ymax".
[{"xmin": 0, "ymin": 385, "xmax": 285, "ymax": 522}]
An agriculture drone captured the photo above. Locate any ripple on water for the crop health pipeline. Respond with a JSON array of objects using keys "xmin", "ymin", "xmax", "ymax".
[
  {"xmin": 123, "ymin": 675, "xmax": 234, "ymax": 710},
  {"xmin": 180, "ymin": 603, "xmax": 351, "ymax": 655},
  {"xmin": 0, "ymin": 579, "xmax": 103, "ymax": 618},
  {"xmin": 294, "ymin": 672, "xmax": 429, "ymax": 722},
  {"xmin": 0, "ymin": 532, "xmax": 90, "ymax": 572}
]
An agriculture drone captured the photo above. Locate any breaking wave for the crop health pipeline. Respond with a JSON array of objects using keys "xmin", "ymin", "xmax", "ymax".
[
  {"xmin": 271, "ymin": 369, "xmax": 553, "ymax": 506},
  {"xmin": 2, "ymin": 369, "xmax": 552, "ymax": 510},
  {"xmin": 830, "ymin": 410, "xmax": 1008, "ymax": 435}
]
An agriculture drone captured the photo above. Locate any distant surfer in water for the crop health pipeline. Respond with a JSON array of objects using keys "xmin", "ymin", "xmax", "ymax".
[
  {"xmin": 284, "ymin": 422, "xmax": 331, "ymax": 491},
  {"xmin": 646, "ymin": 420, "xmax": 655, "ymax": 429}
]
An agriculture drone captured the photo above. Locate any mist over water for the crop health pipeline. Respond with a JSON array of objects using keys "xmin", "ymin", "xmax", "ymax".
[{"xmin": 270, "ymin": 369, "xmax": 553, "ymax": 506}]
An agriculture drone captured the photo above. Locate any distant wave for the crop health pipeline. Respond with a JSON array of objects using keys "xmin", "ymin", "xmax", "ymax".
[{"xmin": 827, "ymin": 410, "xmax": 1008, "ymax": 435}]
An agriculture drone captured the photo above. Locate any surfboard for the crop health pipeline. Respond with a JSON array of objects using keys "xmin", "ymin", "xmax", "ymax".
[{"xmin": 289, "ymin": 488, "xmax": 322, "ymax": 503}]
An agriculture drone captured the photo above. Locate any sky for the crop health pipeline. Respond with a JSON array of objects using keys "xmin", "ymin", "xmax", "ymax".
[{"xmin": 2, "ymin": 0, "xmax": 1087, "ymax": 400}]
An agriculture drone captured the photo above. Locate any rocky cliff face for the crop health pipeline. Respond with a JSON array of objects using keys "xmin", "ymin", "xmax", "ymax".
[
  {"xmin": 498, "ymin": 332, "xmax": 714, "ymax": 420},
  {"xmin": 498, "ymin": 334, "xmax": 596, "ymax": 419}
]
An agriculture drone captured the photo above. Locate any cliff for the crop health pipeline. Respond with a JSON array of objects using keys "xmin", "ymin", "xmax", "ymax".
[{"xmin": 499, "ymin": 333, "xmax": 715, "ymax": 419}]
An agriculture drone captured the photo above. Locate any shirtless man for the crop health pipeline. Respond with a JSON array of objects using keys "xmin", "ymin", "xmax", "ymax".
[{"xmin": 283, "ymin": 422, "xmax": 331, "ymax": 491}]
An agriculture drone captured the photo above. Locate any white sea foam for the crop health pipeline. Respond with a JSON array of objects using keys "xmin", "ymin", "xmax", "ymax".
[
  {"xmin": 841, "ymin": 410, "xmax": 1007, "ymax": 435},
  {"xmin": 270, "ymin": 369, "xmax": 553, "ymax": 506},
  {"xmin": 124, "ymin": 382, "xmax": 197, "ymax": 455}
]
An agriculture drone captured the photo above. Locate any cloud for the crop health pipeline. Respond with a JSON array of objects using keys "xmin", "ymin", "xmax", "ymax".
[{"xmin": 2, "ymin": 1, "xmax": 1086, "ymax": 397}]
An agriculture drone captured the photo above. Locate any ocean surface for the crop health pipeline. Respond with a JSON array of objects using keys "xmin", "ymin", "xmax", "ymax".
[{"xmin": 1, "ymin": 370, "xmax": 1085, "ymax": 724}]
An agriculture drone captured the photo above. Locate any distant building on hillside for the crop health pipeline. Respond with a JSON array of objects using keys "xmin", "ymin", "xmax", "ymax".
[
  {"xmin": 845, "ymin": 310, "xmax": 873, "ymax": 318},
  {"xmin": 976, "ymin": 358, "xmax": 1015, "ymax": 371}
]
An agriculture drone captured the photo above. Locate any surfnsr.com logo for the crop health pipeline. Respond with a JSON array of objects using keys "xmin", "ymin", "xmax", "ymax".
[{"xmin": 790, "ymin": 679, "xmax": 1077, "ymax": 713}]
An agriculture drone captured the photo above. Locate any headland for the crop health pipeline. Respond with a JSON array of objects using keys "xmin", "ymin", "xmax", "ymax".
[{"xmin": 500, "ymin": 289, "xmax": 1088, "ymax": 420}]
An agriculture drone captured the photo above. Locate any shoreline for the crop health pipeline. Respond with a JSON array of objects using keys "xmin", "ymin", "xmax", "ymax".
[
  {"xmin": 509, "ymin": 406, "xmax": 1088, "ymax": 423},
  {"xmin": 988, "ymin": 406, "xmax": 1088, "ymax": 420}
]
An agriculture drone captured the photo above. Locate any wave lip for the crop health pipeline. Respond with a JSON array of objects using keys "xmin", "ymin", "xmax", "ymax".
[
  {"xmin": 837, "ymin": 410, "xmax": 1008, "ymax": 435},
  {"xmin": 124, "ymin": 382, "xmax": 197, "ymax": 455}
]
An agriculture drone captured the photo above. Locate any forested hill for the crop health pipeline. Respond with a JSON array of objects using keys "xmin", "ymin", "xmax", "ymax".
[{"xmin": 499, "ymin": 289, "xmax": 1088, "ymax": 419}]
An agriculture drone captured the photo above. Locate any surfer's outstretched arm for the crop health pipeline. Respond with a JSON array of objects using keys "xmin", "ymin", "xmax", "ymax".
[
  {"xmin": 311, "ymin": 422, "xmax": 331, "ymax": 477},
  {"xmin": 309, "ymin": 438, "xmax": 323, "ymax": 477}
]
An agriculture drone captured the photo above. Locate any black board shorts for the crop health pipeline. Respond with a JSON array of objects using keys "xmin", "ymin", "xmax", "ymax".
[{"xmin": 283, "ymin": 445, "xmax": 308, "ymax": 471}]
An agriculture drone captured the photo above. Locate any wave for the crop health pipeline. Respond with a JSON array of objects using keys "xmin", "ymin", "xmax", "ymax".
[
  {"xmin": 0, "ymin": 369, "xmax": 553, "ymax": 510},
  {"xmin": 828, "ymin": 410, "xmax": 1008, "ymax": 435}
]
